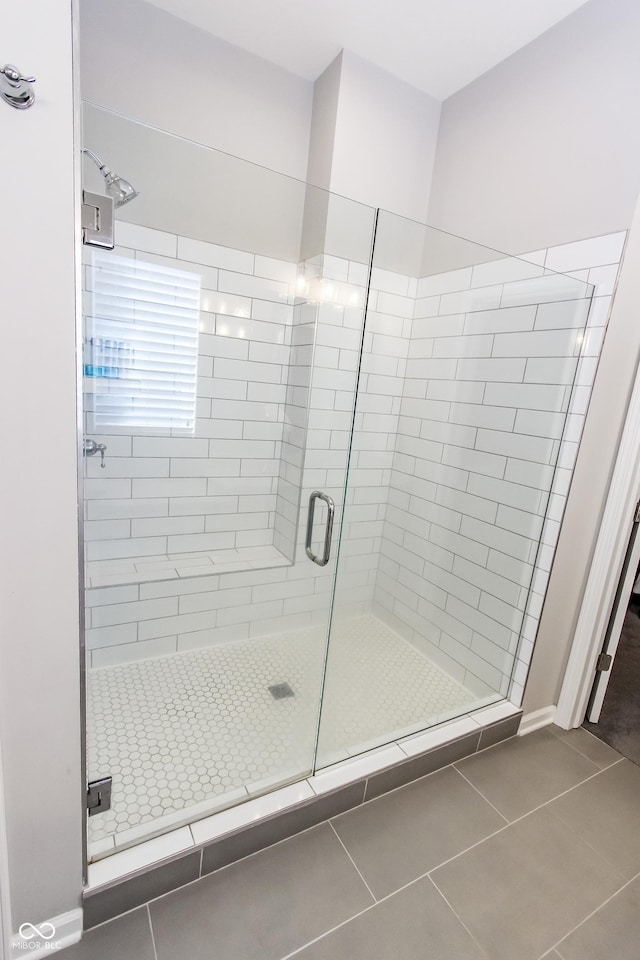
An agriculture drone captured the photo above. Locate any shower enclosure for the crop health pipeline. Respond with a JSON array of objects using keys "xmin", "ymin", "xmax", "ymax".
[{"xmin": 81, "ymin": 104, "xmax": 594, "ymax": 860}]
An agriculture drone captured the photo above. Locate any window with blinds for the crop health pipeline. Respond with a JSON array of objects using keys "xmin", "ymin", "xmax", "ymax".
[{"xmin": 86, "ymin": 251, "xmax": 201, "ymax": 434}]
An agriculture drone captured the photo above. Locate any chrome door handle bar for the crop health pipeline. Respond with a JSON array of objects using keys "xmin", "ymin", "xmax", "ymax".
[{"xmin": 305, "ymin": 491, "xmax": 335, "ymax": 567}]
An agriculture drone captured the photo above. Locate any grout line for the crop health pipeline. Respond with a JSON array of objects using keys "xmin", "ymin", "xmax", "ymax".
[
  {"xmin": 425, "ymin": 822, "xmax": 511, "ymax": 878},
  {"xmin": 528, "ymin": 756, "xmax": 625, "ymax": 813},
  {"xmin": 277, "ymin": 900, "xmax": 378, "ymax": 960},
  {"xmin": 328, "ymin": 821, "xmax": 377, "ymax": 903},
  {"xmin": 550, "ymin": 725, "xmax": 622, "ymax": 768},
  {"xmin": 295, "ymin": 856, "xmax": 466, "ymax": 960},
  {"xmin": 543, "ymin": 798, "xmax": 629, "ymax": 874},
  {"xmin": 426, "ymin": 874, "xmax": 490, "ymax": 958},
  {"xmin": 452, "ymin": 765, "xmax": 510, "ymax": 824},
  {"xmin": 423, "ymin": 758, "xmax": 626, "ymax": 880},
  {"xmin": 82, "ymin": 900, "xmax": 152, "ymax": 935},
  {"xmin": 545, "ymin": 867, "xmax": 640, "ymax": 958},
  {"xmin": 146, "ymin": 903, "xmax": 159, "ymax": 960}
]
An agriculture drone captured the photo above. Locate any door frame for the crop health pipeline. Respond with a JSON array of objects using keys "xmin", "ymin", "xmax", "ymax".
[
  {"xmin": 586, "ymin": 514, "xmax": 640, "ymax": 721},
  {"xmin": 556, "ymin": 298, "xmax": 640, "ymax": 728}
]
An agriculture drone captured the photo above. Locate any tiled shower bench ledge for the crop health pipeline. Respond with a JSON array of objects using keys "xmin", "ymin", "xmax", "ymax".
[
  {"xmin": 85, "ymin": 543, "xmax": 291, "ymax": 588},
  {"xmin": 83, "ymin": 701, "xmax": 521, "ymax": 928}
]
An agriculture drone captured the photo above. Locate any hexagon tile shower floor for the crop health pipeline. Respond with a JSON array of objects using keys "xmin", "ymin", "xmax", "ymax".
[{"xmin": 86, "ymin": 615, "xmax": 476, "ymax": 854}]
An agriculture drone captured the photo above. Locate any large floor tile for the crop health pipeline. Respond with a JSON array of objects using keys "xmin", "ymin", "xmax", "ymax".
[
  {"xmin": 294, "ymin": 876, "xmax": 488, "ymax": 960},
  {"xmin": 548, "ymin": 725, "xmax": 622, "ymax": 768},
  {"xmin": 149, "ymin": 823, "xmax": 373, "ymax": 960},
  {"xmin": 549, "ymin": 759, "xmax": 640, "ymax": 879},
  {"xmin": 61, "ymin": 908, "xmax": 154, "ymax": 960},
  {"xmin": 431, "ymin": 806, "xmax": 625, "ymax": 960},
  {"xmin": 556, "ymin": 875, "xmax": 640, "ymax": 960},
  {"xmin": 454, "ymin": 728, "xmax": 599, "ymax": 820},
  {"xmin": 332, "ymin": 766, "xmax": 505, "ymax": 899}
]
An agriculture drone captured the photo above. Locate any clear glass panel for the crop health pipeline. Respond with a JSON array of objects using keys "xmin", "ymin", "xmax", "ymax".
[
  {"xmin": 82, "ymin": 104, "xmax": 597, "ymax": 853},
  {"xmin": 315, "ymin": 209, "xmax": 594, "ymax": 767},
  {"xmin": 81, "ymin": 103, "xmax": 376, "ymax": 856}
]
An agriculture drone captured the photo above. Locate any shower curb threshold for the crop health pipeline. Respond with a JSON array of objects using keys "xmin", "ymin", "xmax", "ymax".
[{"xmin": 83, "ymin": 700, "xmax": 521, "ymax": 929}]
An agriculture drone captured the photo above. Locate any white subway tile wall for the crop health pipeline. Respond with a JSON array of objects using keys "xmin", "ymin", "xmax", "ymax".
[
  {"xmin": 368, "ymin": 233, "xmax": 625, "ymax": 707},
  {"xmin": 83, "ymin": 228, "xmax": 305, "ymax": 588},
  {"xmin": 84, "ymin": 237, "xmax": 373, "ymax": 671},
  {"xmin": 84, "ymin": 227, "xmax": 625, "ymax": 723}
]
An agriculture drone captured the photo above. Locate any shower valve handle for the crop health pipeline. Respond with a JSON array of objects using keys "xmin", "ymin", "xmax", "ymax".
[{"xmin": 84, "ymin": 438, "xmax": 107, "ymax": 467}]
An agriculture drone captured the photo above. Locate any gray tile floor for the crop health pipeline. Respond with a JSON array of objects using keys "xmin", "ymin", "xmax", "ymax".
[{"xmin": 63, "ymin": 725, "xmax": 640, "ymax": 960}]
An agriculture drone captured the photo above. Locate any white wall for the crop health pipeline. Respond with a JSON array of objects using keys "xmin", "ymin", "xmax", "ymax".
[
  {"xmin": 79, "ymin": 0, "xmax": 313, "ymax": 181},
  {"xmin": 308, "ymin": 51, "xmax": 441, "ymax": 224},
  {"xmin": 0, "ymin": 0, "xmax": 83, "ymax": 934},
  {"xmin": 428, "ymin": 0, "xmax": 640, "ymax": 253},
  {"xmin": 306, "ymin": 56, "xmax": 341, "ymax": 193}
]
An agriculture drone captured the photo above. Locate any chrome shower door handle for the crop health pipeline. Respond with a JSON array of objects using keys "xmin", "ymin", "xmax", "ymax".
[{"xmin": 305, "ymin": 491, "xmax": 335, "ymax": 567}]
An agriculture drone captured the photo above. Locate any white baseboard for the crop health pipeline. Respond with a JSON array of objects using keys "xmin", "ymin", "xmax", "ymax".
[
  {"xmin": 10, "ymin": 908, "xmax": 82, "ymax": 958},
  {"xmin": 518, "ymin": 706, "xmax": 556, "ymax": 736}
]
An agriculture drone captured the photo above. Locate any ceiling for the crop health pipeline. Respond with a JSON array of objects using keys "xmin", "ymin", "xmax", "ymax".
[{"xmin": 145, "ymin": 0, "xmax": 589, "ymax": 100}]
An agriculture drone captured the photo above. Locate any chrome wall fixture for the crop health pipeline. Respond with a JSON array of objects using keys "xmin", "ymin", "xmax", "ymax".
[
  {"xmin": 83, "ymin": 438, "xmax": 107, "ymax": 468},
  {"xmin": 82, "ymin": 149, "xmax": 138, "ymax": 208},
  {"xmin": 0, "ymin": 63, "xmax": 36, "ymax": 109}
]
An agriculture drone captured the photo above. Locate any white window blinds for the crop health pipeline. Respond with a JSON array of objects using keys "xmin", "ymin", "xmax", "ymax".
[{"xmin": 86, "ymin": 251, "xmax": 200, "ymax": 434}]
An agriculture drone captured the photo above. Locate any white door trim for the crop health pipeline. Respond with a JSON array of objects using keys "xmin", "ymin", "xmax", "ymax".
[
  {"xmin": 555, "ymin": 350, "xmax": 640, "ymax": 728},
  {"xmin": 586, "ymin": 518, "xmax": 640, "ymax": 722}
]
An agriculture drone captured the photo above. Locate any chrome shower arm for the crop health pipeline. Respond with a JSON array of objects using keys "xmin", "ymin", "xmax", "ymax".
[{"xmin": 82, "ymin": 148, "xmax": 112, "ymax": 176}]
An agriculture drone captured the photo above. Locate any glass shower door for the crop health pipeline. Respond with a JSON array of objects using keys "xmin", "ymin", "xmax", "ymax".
[
  {"xmin": 81, "ymin": 103, "xmax": 378, "ymax": 859},
  {"xmin": 315, "ymin": 208, "xmax": 594, "ymax": 768}
]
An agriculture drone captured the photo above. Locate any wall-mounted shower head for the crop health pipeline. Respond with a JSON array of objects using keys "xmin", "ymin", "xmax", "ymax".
[{"xmin": 82, "ymin": 148, "xmax": 139, "ymax": 207}]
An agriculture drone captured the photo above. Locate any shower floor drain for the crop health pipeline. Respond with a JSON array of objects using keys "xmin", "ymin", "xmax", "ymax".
[{"xmin": 268, "ymin": 682, "xmax": 295, "ymax": 700}]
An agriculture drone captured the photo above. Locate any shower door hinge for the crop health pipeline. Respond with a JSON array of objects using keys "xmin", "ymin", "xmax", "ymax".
[
  {"xmin": 595, "ymin": 651, "xmax": 613, "ymax": 672},
  {"xmin": 86, "ymin": 776, "xmax": 112, "ymax": 816},
  {"xmin": 82, "ymin": 190, "xmax": 114, "ymax": 249}
]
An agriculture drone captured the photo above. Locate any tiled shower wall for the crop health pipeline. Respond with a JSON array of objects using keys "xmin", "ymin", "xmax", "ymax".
[
  {"xmin": 84, "ymin": 226, "xmax": 624, "ymax": 714},
  {"xmin": 372, "ymin": 232, "xmax": 624, "ymax": 704},
  {"xmin": 84, "ymin": 240, "xmax": 378, "ymax": 667},
  {"xmin": 83, "ymin": 221, "xmax": 299, "ymax": 584},
  {"xmin": 330, "ymin": 261, "xmax": 415, "ymax": 622}
]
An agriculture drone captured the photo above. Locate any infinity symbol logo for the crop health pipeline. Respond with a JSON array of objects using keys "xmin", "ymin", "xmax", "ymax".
[{"xmin": 18, "ymin": 922, "xmax": 56, "ymax": 941}]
